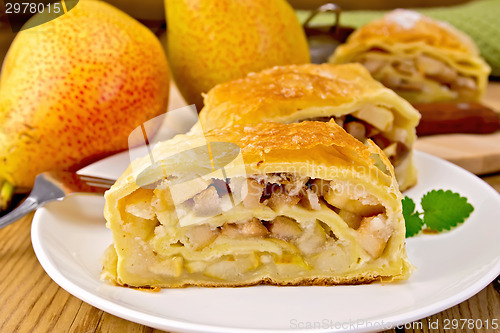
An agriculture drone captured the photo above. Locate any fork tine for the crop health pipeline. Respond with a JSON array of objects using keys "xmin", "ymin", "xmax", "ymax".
[
  {"xmin": 43, "ymin": 171, "xmax": 115, "ymax": 194},
  {"xmin": 84, "ymin": 182, "xmax": 113, "ymax": 189},
  {"xmin": 0, "ymin": 171, "xmax": 116, "ymax": 229},
  {"xmin": 77, "ymin": 174, "xmax": 116, "ymax": 185}
]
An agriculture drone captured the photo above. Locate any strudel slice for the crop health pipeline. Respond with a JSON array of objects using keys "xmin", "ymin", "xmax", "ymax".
[
  {"xmin": 196, "ymin": 63, "xmax": 421, "ymax": 190},
  {"xmin": 329, "ymin": 9, "xmax": 491, "ymax": 104},
  {"xmin": 102, "ymin": 121, "xmax": 412, "ymax": 288}
]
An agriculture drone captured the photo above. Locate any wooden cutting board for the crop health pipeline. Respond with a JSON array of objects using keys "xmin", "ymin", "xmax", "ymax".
[
  {"xmin": 415, "ymin": 132, "xmax": 500, "ymax": 175},
  {"xmin": 415, "ymin": 83, "xmax": 500, "ymax": 175},
  {"xmin": 168, "ymin": 82, "xmax": 500, "ymax": 175}
]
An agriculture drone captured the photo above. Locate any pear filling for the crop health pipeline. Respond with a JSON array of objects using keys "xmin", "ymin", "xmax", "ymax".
[
  {"xmin": 303, "ymin": 106, "xmax": 410, "ymax": 167},
  {"xmin": 356, "ymin": 52, "xmax": 478, "ymax": 99},
  {"xmin": 123, "ymin": 173, "xmax": 393, "ymax": 281}
]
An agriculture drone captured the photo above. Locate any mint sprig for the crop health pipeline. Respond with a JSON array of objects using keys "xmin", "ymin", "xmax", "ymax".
[
  {"xmin": 402, "ymin": 190, "xmax": 474, "ymax": 238},
  {"xmin": 402, "ymin": 197, "xmax": 424, "ymax": 238}
]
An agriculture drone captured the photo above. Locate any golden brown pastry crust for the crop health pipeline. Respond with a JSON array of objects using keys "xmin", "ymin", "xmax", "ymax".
[
  {"xmin": 108, "ymin": 275, "xmax": 385, "ymax": 289},
  {"xmin": 345, "ymin": 10, "xmax": 478, "ymax": 54},
  {"xmin": 208, "ymin": 120, "xmax": 371, "ymax": 167},
  {"xmin": 199, "ymin": 63, "xmax": 418, "ymax": 131},
  {"xmin": 115, "ymin": 121, "xmax": 395, "ymax": 190}
]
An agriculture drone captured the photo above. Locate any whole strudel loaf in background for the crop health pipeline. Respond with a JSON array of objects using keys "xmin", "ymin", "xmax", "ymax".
[{"xmin": 329, "ymin": 9, "xmax": 491, "ymax": 104}]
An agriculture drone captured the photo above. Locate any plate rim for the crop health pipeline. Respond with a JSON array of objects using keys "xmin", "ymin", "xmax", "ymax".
[{"xmin": 31, "ymin": 150, "xmax": 500, "ymax": 333}]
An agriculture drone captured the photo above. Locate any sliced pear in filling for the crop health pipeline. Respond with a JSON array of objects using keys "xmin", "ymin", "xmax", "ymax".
[
  {"xmin": 352, "ymin": 105, "xmax": 394, "ymax": 132},
  {"xmin": 204, "ymin": 253, "xmax": 260, "ymax": 280}
]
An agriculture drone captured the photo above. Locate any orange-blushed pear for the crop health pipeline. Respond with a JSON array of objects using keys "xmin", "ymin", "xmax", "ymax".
[{"xmin": 0, "ymin": 0, "xmax": 170, "ymax": 209}]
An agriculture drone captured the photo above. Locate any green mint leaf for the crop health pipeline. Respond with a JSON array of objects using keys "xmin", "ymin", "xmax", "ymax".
[
  {"xmin": 402, "ymin": 196, "xmax": 416, "ymax": 215},
  {"xmin": 405, "ymin": 213, "xmax": 424, "ymax": 238},
  {"xmin": 402, "ymin": 196, "xmax": 424, "ymax": 237},
  {"xmin": 421, "ymin": 190, "xmax": 474, "ymax": 232}
]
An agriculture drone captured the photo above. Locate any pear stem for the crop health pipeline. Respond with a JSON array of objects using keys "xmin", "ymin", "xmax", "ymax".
[{"xmin": 0, "ymin": 179, "xmax": 14, "ymax": 211}]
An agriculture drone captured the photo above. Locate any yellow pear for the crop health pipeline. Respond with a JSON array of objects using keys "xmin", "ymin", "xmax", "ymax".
[
  {"xmin": 166, "ymin": 0, "xmax": 310, "ymax": 109},
  {"xmin": 0, "ymin": 0, "xmax": 170, "ymax": 195}
]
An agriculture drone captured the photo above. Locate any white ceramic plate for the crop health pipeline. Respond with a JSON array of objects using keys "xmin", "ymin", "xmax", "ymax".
[{"xmin": 31, "ymin": 151, "xmax": 500, "ymax": 333}]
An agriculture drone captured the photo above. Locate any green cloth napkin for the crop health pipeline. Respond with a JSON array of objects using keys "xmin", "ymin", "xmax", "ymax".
[{"xmin": 296, "ymin": 0, "xmax": 500, "ymax": 76}]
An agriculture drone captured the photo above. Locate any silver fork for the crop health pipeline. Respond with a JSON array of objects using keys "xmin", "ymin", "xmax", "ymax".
[{"xmin": 0, "ymin": 171, "xmax": 115, "ymax": 229}]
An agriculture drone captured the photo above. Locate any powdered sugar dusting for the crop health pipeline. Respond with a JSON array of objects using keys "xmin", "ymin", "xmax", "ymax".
[{"xmin": 385, "ymin": 9, "xmax": 422, "ymax": 29}]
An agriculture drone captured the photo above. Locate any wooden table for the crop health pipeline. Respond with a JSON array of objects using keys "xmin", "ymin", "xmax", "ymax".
[{"xmin": 1, "ymin": 83, "xmax": 499, "ymax": 333}]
